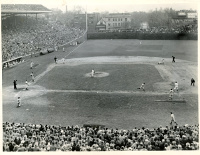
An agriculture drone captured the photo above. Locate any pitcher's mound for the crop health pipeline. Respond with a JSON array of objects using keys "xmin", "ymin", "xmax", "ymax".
[{"xmin": 85, "ymin": 72, "xmax": 109, "ymax": 78}]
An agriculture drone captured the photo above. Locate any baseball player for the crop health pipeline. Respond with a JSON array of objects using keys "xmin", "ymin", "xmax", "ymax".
[
  {"xmin": 91, "ymin": 69, "xmax": 95, "ymax": 78},
  {"xmin": 30, "ymin": 61, "xmax": 34, "ymax": 69},
  {"xmin": 54, "ymin": 56, "xmax": 57, "ymax": 64},
  {"xmin": 191, "ymin": 78, "xmax": 195, "ymax": 86},
  {"xmin": 170, "ymin": 112, "xmax": 178, "ymax": 125},
  {"xmin": 137, "ymin": 83, "xmax": 145, "ymax": 91},
  {"xmin": 174, "ymin": 81, "xmax": 178, "ymax": 92},
  {"xmin": 62, "ymin": 58, "xmax": 65, "ymax": 64},
  {"xmin": 172, "ymin": 56, "xmax": 175, "ymax": 63},
  {"xmin": 158, "ymin": 59, "xmax": 164, "ymax": 65}
]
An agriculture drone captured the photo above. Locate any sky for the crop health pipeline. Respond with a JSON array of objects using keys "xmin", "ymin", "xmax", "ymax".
[{"xmin": 1, "ymin": 0, "xmax": 199, "ymax": 13}]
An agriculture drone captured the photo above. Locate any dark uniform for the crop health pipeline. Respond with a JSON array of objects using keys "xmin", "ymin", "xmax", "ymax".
[
  {"xmin": 13, "ymin": 80, "xmax": 17, "ymax": 89},
  {"xmin": 191, "ymin": 78, "xmax": 195, "ymax": 86},
  {"xmin": 54, "ymin": 56, "xmax": 57, "ymax": 64},
  {"xmin": 172, "ymin": 56, "xmax": 175, "ymax": 63}
]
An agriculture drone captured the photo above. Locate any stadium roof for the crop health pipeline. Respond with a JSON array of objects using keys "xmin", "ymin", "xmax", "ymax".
[{"xmin": 1, "ymin": 4, "xmax": 52, "ymax": 14}]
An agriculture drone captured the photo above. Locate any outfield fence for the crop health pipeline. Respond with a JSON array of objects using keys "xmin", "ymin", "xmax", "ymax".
[{"xmin": 87, "ymin": 32, "xmax": 197, "ymax": 40}]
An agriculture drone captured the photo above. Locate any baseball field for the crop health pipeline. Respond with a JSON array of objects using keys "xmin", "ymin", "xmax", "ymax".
[{"xmin": 2, "ymin": 39, "xmax": 198, "ymax": 129}]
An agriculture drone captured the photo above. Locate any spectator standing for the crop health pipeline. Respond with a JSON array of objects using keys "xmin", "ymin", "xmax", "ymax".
[
  {"xmin": 172, "ymin": 56, "xmax": 175, "ymax": 63},
  {"xmin": 169, "ymin": 89, "xmax": 174, "ymax": 100},
  {"xmin": 25, "ymin": 80, "xmax": 29, "ymax": 90},
  {"xmin": 13, "ymin": 80, "xmax": 17, "ymax": 89},
  {"xmin": 30, "ymin": 72, "xmax": 35, "ymax": 82},
  {"xmin": 191, "ymin": 78, "xmax": 195, "ymax": 86},
  {"xmin": 17, "ymin": 97, "xmax": 21, "ymax": 107}
]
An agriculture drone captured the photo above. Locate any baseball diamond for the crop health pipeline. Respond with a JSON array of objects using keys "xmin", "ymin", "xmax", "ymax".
[{"xmin": 2, "ymin": 39, "xmax": 198, "ymax": 129}]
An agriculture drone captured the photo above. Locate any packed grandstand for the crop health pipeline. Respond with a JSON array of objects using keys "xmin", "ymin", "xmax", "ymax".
[
  {"xmin": 2, "ymin": 122, "xmax": 199, "ymax": 151},
  {"xmin": 2, "ymin": 4, "xmax": 85, "ymax": 62},
  {"xmin": 1, "ymin": 4, "xmax": 199, "ymax": 152}
]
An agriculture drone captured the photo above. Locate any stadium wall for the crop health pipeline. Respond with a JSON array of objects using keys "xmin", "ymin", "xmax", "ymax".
[{"xmin": 87, "ymin": 32, "xmax": 197, "ymax": 40}]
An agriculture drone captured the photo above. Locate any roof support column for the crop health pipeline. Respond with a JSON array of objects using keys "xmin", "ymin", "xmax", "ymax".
[{"xmin": 26, "ymin": 13, "xmax": 28, "ymax": 25}]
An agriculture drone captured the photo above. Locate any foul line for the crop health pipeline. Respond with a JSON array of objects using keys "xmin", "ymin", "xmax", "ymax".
[{"xmin": 64, "ymin": 41, "xmax": 86, "ymax": 58}]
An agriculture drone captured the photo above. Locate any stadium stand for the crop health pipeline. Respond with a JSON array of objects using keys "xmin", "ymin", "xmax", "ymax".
[
  {"xmin": 3, "ymin": 122, "xmax": 199, "ymax": 151},
  {"xmin": 1, "ymin": 4, "xmax": 51, "ymax": 12},
  {"xmin": 2, "ymin": 4, "xmax": 86, "ymax": 66}
]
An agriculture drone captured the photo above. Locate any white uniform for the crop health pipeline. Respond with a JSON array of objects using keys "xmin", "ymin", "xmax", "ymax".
[
  {"xmin": 62, "ymin": 58, "xmax": 65, "ymax": 64},
  {"xmin": 174, "ymin": 82, "xmax": 178, "ymax": 91},
  {"xmin": 30, "ymin": 62, "xmax": 34, "ymax": 69},
  {"xmin": 170, "ymin": 112, "xmax": 177, "ymax": 125},
  {"xmin": 91, "ymin": 70, "xmax": 95, "ymax": 77},
  {"xmin": 171, "ymin": 113, "xmax": 175, "ymax": 122},
  {"xmin": 140, "ymin": 83, "xmax": 145, "ymax": 91}
]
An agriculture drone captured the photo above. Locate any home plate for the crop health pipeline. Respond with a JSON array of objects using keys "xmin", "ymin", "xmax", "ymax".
[{"xmin": 155, "ymin": 100, "xmax": 186, "ymax": 103}]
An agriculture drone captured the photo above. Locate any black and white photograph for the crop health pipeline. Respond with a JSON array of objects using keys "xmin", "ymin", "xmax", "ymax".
[{"xmin": 1, "ymin": 0, "xmax": 199, "ymax": 152}]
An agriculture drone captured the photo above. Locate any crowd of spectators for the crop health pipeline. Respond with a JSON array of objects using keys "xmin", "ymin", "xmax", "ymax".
[
  {"xmin": 2, "ymin": 15, "xmax": 85, "ymax": 62},
  {"xmin": 3, "ymin": 122, "xmax": 199, "ymax": 151},
  {"xmin": 135, "ymin": 24, "xmax": 197, "ymax": 34}
]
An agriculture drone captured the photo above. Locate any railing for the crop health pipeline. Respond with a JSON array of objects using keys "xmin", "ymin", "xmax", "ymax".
[{"xmin": 2, "ymin": 30, "xmax": 87, "ymax": 69}]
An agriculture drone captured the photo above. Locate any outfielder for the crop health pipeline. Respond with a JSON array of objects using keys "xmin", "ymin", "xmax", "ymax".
[{"xmin": 170, "ymin": 112, "xmax": 178, "ymax": 125}]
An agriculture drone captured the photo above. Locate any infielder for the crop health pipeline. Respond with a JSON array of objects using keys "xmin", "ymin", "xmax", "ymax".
[
  {"xmin": 174, "ymin": 81, "xmax": 178, "ymax": 92},
  {"xmin": 91, "ymin": 69, "xmax": 95, "ymax": 78},
  {"xmin": 30, "ymin": 61, "xmax": 34, "ymax": 69},
  {"xmin": 158, "ymin": 59, "xmax": 164, "ymax": 65},
  {"xmin": 62, "ymin": 58, "xmax": 65, "ymax": 64},
  {"xmin": 137, "ymin": 83, "xmax": 145, "ymax": 91}
]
